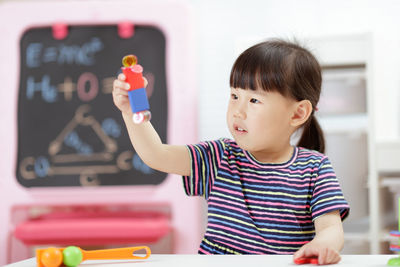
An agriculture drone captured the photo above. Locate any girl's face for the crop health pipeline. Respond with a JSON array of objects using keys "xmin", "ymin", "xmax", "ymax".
[{"xmin": 226, "ymin": 87, "xmax": 297, "ymax": 157}]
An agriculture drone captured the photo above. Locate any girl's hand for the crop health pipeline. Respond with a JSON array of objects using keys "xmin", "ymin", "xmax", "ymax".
[
  {"xmin": 293, "ymin": 240, "xmax": 341, "ymax": 265},
  {"xmin": 112, "ymin": 73, "xmax": 147, "ymax": 115}
]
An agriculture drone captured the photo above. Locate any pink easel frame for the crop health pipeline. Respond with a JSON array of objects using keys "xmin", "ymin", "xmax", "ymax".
[{"xmin": 0, "ymin": 0, "xmax": 201, "ymax": 264}]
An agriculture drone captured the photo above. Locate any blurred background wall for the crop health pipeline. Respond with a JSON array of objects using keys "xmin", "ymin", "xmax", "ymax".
[{"xmin": 1, "ymin": 0, "xmax": 398, "ymax": 140}]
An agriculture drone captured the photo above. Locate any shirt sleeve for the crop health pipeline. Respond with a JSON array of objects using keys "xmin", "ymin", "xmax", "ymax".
[
  {"xmin": 310, "ymin": 157, "xmax": 350, "ymax": 221},
  {"xmin": 182, "ymin": 139, "xmax": 226, "ymax": 200}
]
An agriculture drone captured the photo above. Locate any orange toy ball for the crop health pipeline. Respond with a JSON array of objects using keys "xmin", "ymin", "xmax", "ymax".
[
  {"xmin": 122, "ymin": 54, "xmax": 137, "ymax": 67},
  {"xmin": 41, "ymin": 247, "xmax": 63, "ymax": 267}
]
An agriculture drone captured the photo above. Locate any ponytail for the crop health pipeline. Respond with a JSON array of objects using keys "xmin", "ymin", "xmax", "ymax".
[{"xmin": 297, "ymin": 115, "xmax": 325, "ymax": 153}]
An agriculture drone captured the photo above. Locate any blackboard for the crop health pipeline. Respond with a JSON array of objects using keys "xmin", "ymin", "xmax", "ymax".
[{"xmin": 16, "ymin": 25, "xmax": 168, "ymax": 187}]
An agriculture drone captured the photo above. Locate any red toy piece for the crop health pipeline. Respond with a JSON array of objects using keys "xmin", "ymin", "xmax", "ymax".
[
  {"xmin": 294, "ymin": 257, "xmax": 319, "ymax": 265},
  {"xmin": 123, "ymin": 64, "xmax": 144, "ymax": 91},
  {"xmin": 121, "ymin": 55, "xmax": 151, "ymax": 124}
]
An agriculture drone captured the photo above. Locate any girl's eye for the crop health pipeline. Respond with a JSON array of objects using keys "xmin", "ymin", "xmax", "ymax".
[
  {"xmin": 250, "ymin": 98, "xmax": 260, "ymax": 104},
  {"xmin": 231, "ymin": 93, "xmax": 238, "ymax": 100}
]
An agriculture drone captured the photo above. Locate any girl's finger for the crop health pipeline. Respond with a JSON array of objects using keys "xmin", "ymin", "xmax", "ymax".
[
  {"xmin": 143, "ymin": 77, "xmax": 148, "ymax": 87},
  {"xmin": 304, "ymin": 247, "xmax": 319, "ymax": 258},
  {"xmin": 324, "ymin": 248, "xmax": 331, "ymax": 265},
  {"xmin": 293, "ymin": 247, "xmax": 305, "ymax": 259},
  {"xmin": 328, "ymin": 251, "xmax": 341, "ymax": 264},
  {"xmin": 113, "ymin": 87, "xmax": 129, "ymax": 96},
  {"xmin": 123, "ymin": 81, "xmax": 130, "ymax": 90},
  {"xmin": 117, "ymin": 94, "xmax": 129, "ymax": 103},
  {"xmin": 335, "ymin": 254, "xmax": 341, "ymax": 264},
  {"xmin": 118, "ymin": 73, "xmax": 126, "ymax": 81},
  {"xmin": 318, "ymin": 248, "xmax": 327, "ymax": 265},
  {"xmin": 329, "ymin": 250, "xmax": 338, "ymax": 264},
  {"xmin": 113, "ymin": 79, "xmax": 130, "ymax": 91},
  {"xmin": 324, "ymin": 249, "xmax": 333, "ymax": 264}
]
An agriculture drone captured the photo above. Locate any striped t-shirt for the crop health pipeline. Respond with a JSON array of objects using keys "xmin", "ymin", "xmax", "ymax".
[{"xmin": 182, "ymin": 138, "xmax": 349, "ymax": 254}]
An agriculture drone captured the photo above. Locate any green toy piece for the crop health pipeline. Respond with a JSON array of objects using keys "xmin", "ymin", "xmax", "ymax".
[
  {"xmin": 62, "ymin": 246, "xmax": 83, "ymax": 267},
  {"xmin": 388, "ymin": 257, "xmax": 400, "ymax": 266}
]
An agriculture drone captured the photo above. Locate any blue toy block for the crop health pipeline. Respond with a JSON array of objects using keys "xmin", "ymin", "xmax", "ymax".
[{"xmin": 128, "ymin": 88, "xmax": 150, "ymax": 113}]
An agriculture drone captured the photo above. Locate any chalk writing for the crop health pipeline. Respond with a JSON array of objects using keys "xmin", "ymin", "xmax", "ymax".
[
  {"xmin": 133, "ymin": 153, "xmax": 154, "ymax": 174},
  {"xmin": 34, "ymin": 156, "xmax": 50, "ymax": 178},
  {"xmin": 26, "ymin": 37, "xmax": 103, "ymax": 68},
  {"xmin": 26, "ymin": 73, "xmax": 112, "ymax": 103},
  {"xmin": 64, "ymin": 131, "xmax": 93, "ymax": 155},
  {"xmin": 102, "ymin": 118, "xmax": 121, "ymax": 138},
  {"xmin": 77, "ymin": 72, "xmax": 99, "ymax": 102},
  {"xmin": 26, "ymin": 72, "xmax": 154, "ymax": 103},
  {"xmin": 17, "ymin": 25, "xmax": 168, "ymax": 187},
  {"xmin": 26, "ymin": 75, "xmax": 58, "ymax": 102}
]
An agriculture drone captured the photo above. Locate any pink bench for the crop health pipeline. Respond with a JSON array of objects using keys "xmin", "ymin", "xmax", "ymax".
[{"xmin": 14, "ymin": 209, "xmax": 170, "ymax": 245}]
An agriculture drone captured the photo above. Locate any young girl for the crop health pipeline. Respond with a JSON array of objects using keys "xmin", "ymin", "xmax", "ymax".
[{"xmin": 112, "ymin": 39, "xmax": 350, "ymax": 265}]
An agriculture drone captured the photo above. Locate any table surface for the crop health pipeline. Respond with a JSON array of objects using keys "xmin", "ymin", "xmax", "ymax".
[{"xmin": 3, "ymin": 254, "xmax": 397, "ymax": 267}]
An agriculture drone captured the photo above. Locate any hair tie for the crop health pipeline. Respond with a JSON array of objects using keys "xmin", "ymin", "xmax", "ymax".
[{"xmin": 314, "ymin": 106, "xmax": 319, "ymax": 111}]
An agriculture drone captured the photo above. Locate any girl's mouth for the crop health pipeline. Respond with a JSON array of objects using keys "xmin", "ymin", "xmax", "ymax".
[{"xmin": 234, "ymin": 124, "xmax": 247, "ymax": 133}]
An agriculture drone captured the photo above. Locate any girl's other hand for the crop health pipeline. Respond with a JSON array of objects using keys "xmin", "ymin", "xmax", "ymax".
[
  {"xmin": 293, "ymin": 241, "xmax": 341, "ymax": 265},
  {"xmin": 112, "ymin": 73, "xmax": 148, "ymax": 116}
]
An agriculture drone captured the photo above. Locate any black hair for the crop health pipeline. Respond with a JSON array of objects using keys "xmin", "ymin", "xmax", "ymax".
[{"xmin": 229, "ymin": 39, "xmax": 325, "ymax": 153}]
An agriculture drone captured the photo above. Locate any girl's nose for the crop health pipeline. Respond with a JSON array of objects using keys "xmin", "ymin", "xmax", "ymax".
[{"xmin": 233, "ymin": 105, "xmax": 246, "ymax": 119}]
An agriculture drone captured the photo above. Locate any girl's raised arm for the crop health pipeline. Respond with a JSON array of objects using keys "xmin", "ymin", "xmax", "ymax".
[
  {"xmin": 122, "ymin": 113, "xmax": 191, "ymax": 176},
  {"xmin": 113, "ymin": 73, "xmax": 191, "ymax": 176}
]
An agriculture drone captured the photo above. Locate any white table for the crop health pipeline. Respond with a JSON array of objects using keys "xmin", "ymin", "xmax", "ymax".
[{"xmin": 3, "ymin": 254, "xmax": 397, "ymax": 267}]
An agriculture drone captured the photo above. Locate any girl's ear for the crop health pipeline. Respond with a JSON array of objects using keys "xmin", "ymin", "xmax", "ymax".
[{"xmin": 290, "ymin": 100, "xmax": 313, "ymax": 127}]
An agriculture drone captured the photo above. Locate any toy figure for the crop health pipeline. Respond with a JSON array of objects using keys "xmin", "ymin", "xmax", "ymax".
[{"xmin": 121, "ymin": 55, "xmax": 151, "ymax": 124}]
